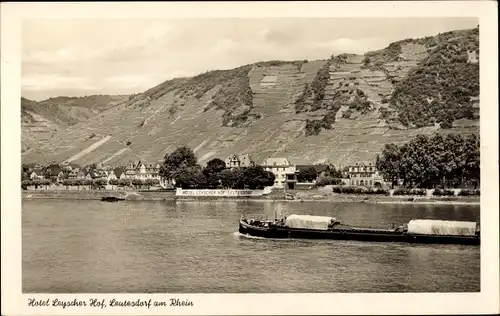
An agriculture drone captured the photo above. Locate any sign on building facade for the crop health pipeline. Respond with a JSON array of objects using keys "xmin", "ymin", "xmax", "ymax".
[{"xmin": 175, "ymin": 187, "xmax": 272, "ymax": 197}]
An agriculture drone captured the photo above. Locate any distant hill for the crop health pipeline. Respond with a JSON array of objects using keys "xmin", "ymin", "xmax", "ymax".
[
  {"xmin": 22, "ymin": 27, "xmax": 479, "ymax": 167},
  {"xmin": 22, "ymin": 95, "xmax": 129, "ymax": 126},
  {"xmin": 21, "ymin": 95, "xmax": 129, "ymax": 153}
]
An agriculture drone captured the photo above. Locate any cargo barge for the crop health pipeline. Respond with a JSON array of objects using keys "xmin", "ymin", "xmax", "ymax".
[{"xmin": 238, "ymin": 214, "xmax": 480, "ymax": 245}]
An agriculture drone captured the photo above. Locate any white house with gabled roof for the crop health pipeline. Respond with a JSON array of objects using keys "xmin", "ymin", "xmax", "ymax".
[{"xmin": 261, "ymin": 157, "xmax": 298, "ymax": 189}]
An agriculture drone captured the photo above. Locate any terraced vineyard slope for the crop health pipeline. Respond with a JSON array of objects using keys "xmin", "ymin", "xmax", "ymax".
[
  {"xmin": 22, "ymin": 27, "xmax": 479, "ymax": 167},
  {"xmin": 21, "ymin": 95, "xmax": 129, "ymax": 153}
]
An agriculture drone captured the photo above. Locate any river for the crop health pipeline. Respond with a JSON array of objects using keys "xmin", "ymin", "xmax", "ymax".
[{"xmin": 22, "ymin": 199, "xmax": 480, "ymax": 293}]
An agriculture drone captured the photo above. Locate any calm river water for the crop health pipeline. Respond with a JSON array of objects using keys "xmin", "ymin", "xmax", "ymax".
[{"xmin": 22, "ymin": 199, "xmax": 480, "ymax": 293}]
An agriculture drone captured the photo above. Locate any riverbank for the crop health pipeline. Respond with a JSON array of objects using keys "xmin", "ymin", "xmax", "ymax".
[{"xmin": 21, "ymin": 189, "xmax": 480, "ymax": 205}]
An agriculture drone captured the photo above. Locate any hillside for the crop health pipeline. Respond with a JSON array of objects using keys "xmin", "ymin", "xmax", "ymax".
[
  {"xmin": 21, "ymin": 95, "xmax": 129, "ymax": 153},
  {"xmin": 21, "ymin": 27, "xmax": 479, "ymax": 167}
]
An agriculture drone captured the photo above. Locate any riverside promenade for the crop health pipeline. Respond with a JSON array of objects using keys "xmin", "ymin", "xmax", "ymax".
[{"xmin": 21, "ymin": 188, "xmax": 480, "ymax": 205}]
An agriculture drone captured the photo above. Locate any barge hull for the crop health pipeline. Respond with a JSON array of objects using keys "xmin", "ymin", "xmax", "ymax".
[{"xmin": 238, "ymin": 221, "xmax": 479, "ymax": 246}]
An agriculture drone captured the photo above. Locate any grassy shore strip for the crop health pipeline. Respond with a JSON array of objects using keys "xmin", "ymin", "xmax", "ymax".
[{"xmin": 21, "ymin": 190, "xmax": 479, "ymax": 205}]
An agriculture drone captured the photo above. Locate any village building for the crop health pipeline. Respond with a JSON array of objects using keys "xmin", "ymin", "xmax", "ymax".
[
  {"xmin": 88, "ymin": 169, "xmax": 107, "ymax": 180},
  {"xmin": 160, "ymin": 177, "xmax": 176, "ymax": 188},
  {"xmin": 76, "ymin": 169, "xmax": 88, "ymax": 180},
  {"xmin": 46, "ymin": 164, "xmax": 62, "ymax": 182},
  {"xmin": 60, "ymin": 162, "xmax": 81, "ymax": 172},
  {"xmin": 56, "ymin": 171, "xmax": 66, "ymax": 183},
  {"xmin": 106, "ymin": 169, "xmax": 116, "ymax": 181},
  {"xmin": 261, "ymin": 157, "xmax": 298, "ymax": 189},
  {"xmin": 108, "ymin": 167, "xmax": 126, "ymax": 181},
  {"xmin": 344, "ymin": 162, "xmax": 385, "ymax": 187},
  {"xmin": 138, "ymin": 162, "xmax": 162, "ymax": 180},
  {"xmin": 225, "ymin": 154, "xmax": 255, "ymax": 169},
  {"xmin": 124, "ymin": 161, "xmax": 161, "ymax": 180},
  {"xmin": 29, "ymin": 170, "xmax": 44, "ymax": 180},
  {"xmin": 67, "ymin": 169, "xmax": 79, "ymax": 179},
  {"xmin": 125, "ymin": 161, "xmax": 140, "ymax": 178}
]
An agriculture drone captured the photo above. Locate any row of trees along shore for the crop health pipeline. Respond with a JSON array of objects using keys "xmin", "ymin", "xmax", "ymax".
[
  {"xmin": 160, "ymin": 147, "xmax": 275, "ymax": 189},
  {"xmin": 376, "ymin": 133, "xmax": 479, "ymax": 189},
  {"xmin": 22, "ymin": 178, "xmax": 161, "ymax": 190}
]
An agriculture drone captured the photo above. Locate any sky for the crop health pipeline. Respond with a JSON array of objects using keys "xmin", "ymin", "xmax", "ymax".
[{"xmin": 22, "ymin": 18, "xmax": 478, "ymax": 101}]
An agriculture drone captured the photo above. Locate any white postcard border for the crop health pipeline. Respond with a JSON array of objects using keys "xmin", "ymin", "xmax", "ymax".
[{"xmin": 1, "ymin": 1, "xmax": 498, "ymax": 315}]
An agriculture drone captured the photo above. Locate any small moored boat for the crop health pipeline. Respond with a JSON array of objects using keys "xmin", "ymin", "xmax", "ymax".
[
  {"xmin": 238, "ymin": 214, "xmax": 480, "ymax": 245},
  {"xmin": 101, "ymin": 196, "xmax": 125, "ymax": 202}
]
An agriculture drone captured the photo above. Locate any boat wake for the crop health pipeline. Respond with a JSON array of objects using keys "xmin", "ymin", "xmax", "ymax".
[
  {"xmin": 233, "ymin": 232, "xmax": 267, "ymax": 240},
  {"xmin": 233, "ymin": 232, "xmax": 302, "ymax": 243}
]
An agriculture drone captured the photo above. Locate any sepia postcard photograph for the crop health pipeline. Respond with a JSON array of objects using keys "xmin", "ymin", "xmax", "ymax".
[{"xmin": 1, "ymin": 1, "xmax": 499, "ymax": 315}]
